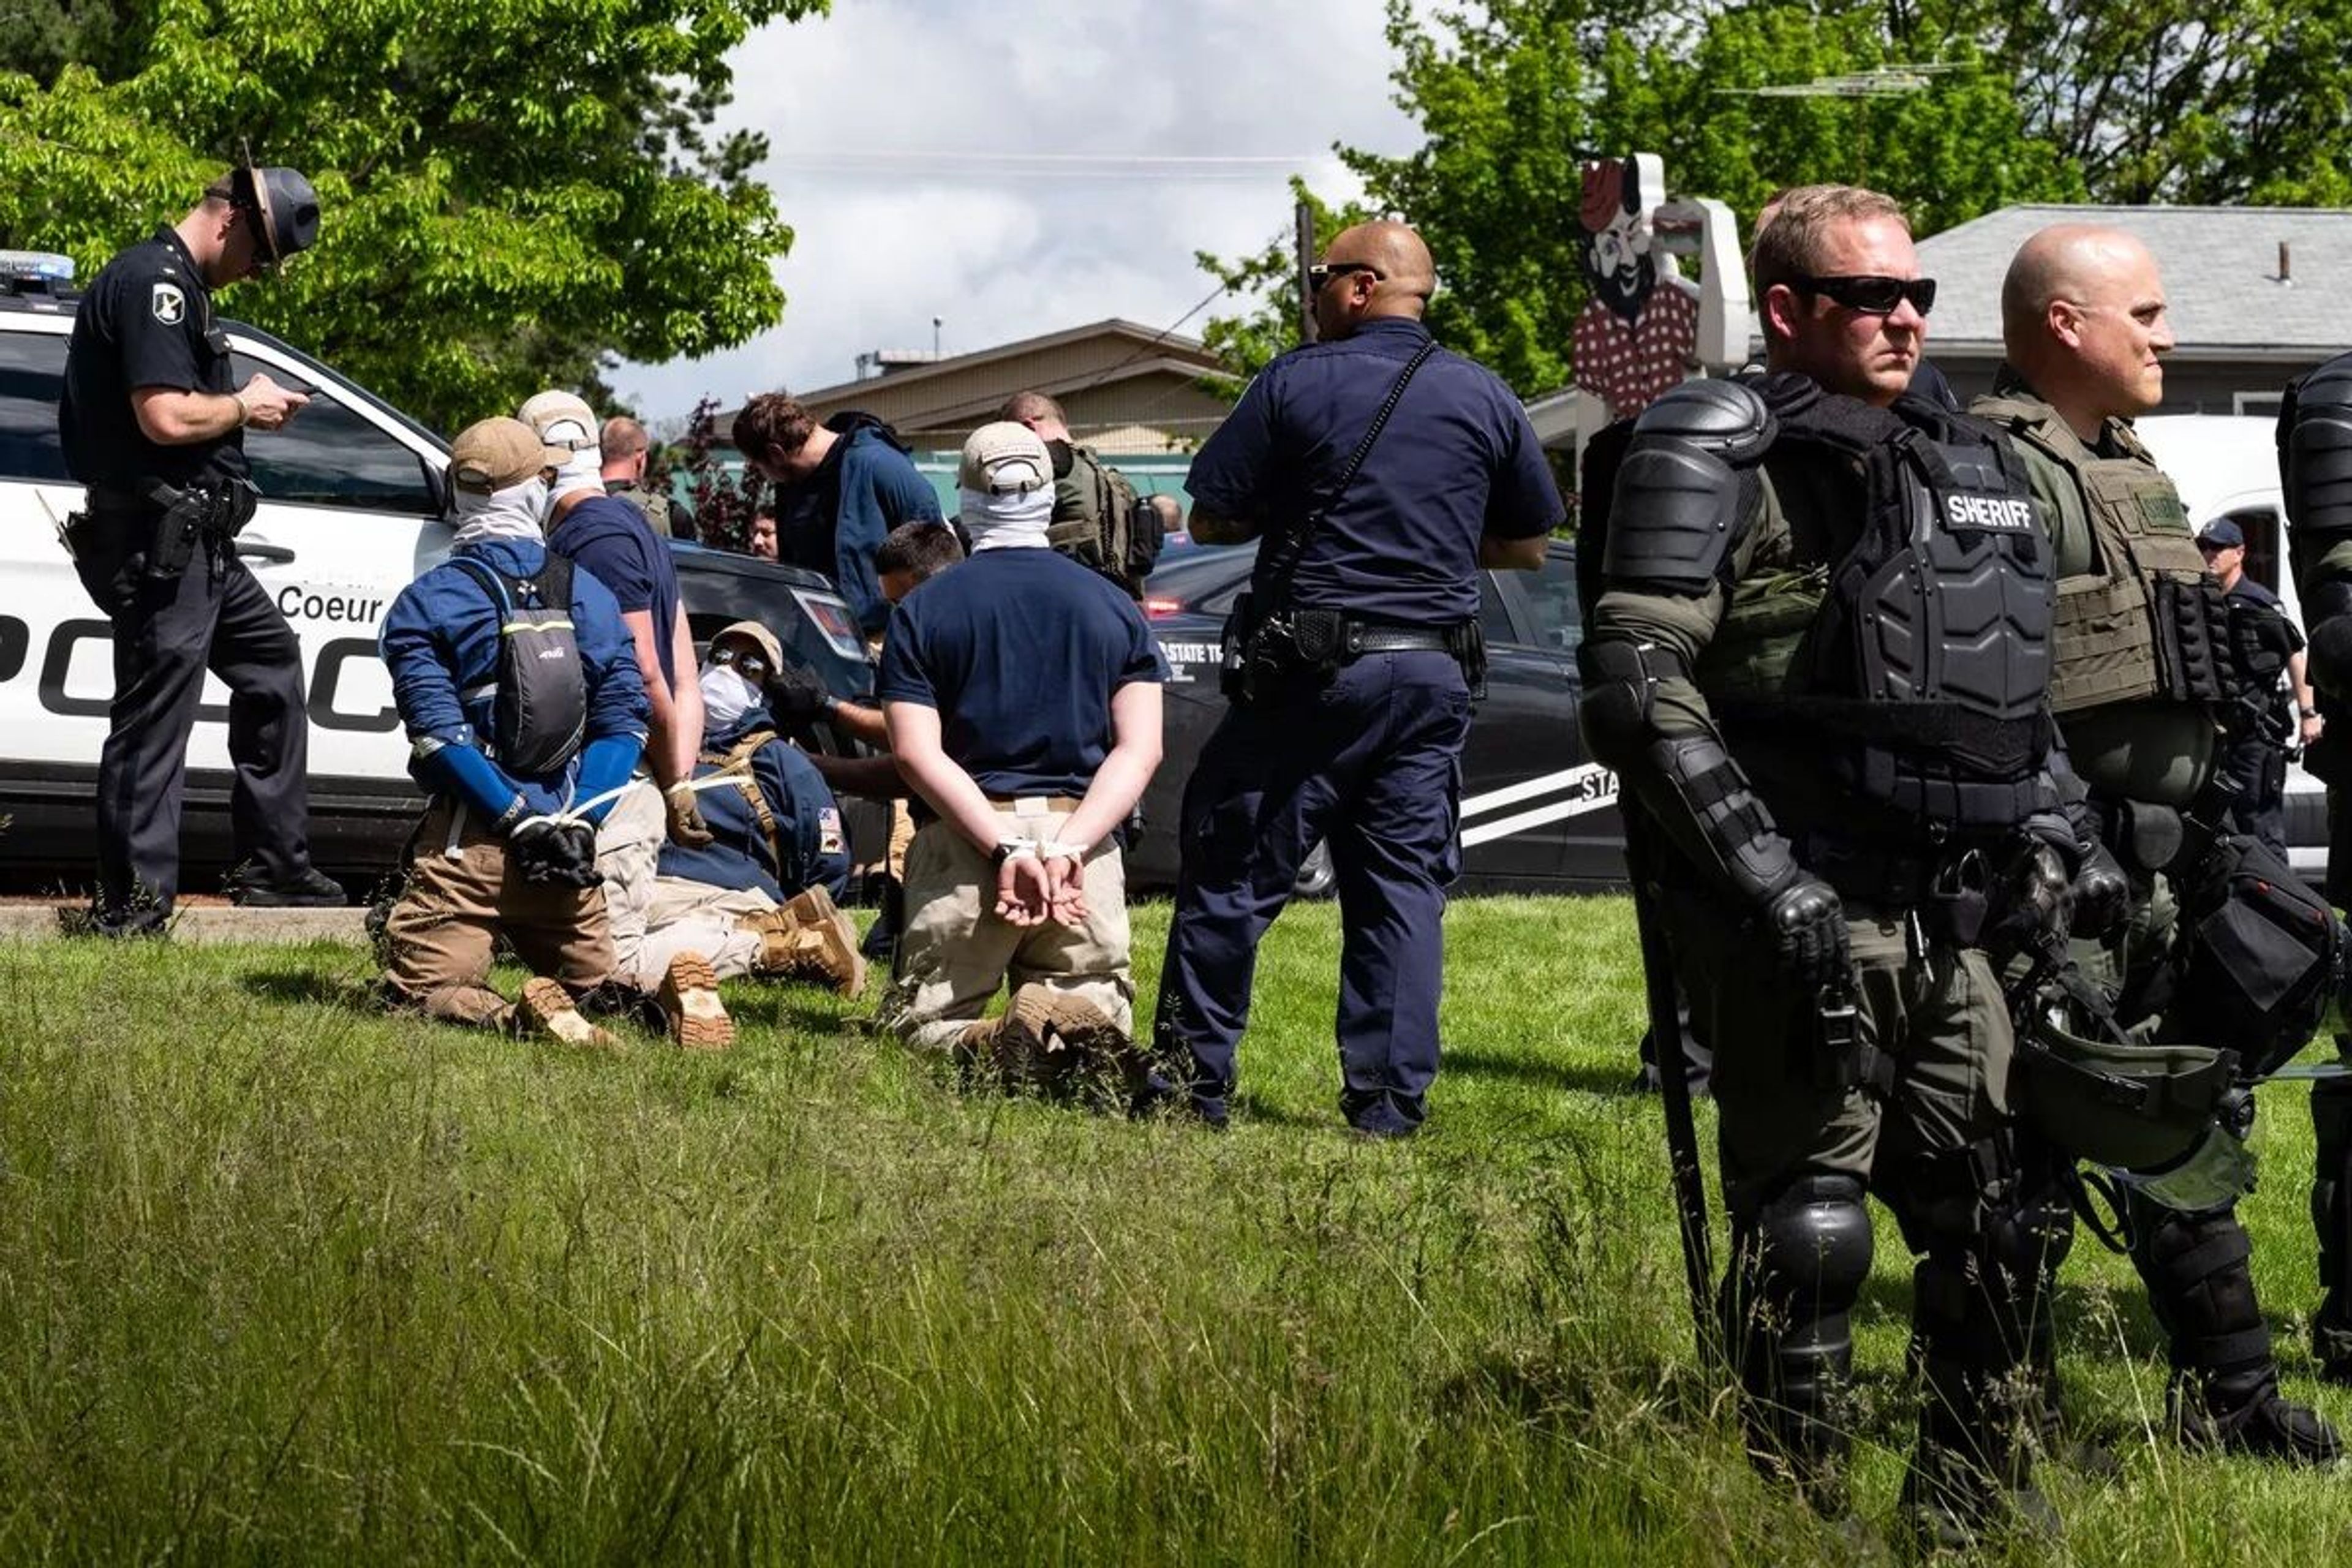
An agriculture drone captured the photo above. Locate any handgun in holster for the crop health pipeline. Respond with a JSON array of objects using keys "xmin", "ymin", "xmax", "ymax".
[{"xmin": 145, "ymin": 479, "xmax": 259, "ymax": 581}]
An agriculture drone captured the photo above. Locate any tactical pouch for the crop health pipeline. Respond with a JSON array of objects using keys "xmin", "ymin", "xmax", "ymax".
[{"xmin": 2167, "ymin": 833, "xmax": 2345, "ymax": 1080}]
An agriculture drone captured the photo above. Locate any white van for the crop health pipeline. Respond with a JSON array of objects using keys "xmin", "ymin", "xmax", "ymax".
[{"xmin": 2133, "ymin": 414, "xmax": 2326, "ymax": 876}]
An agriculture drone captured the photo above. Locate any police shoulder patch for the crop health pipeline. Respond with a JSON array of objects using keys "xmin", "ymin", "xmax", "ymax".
[{"xmin": 149, "ymin": 282, "xmax": 186, "ymax": 325}]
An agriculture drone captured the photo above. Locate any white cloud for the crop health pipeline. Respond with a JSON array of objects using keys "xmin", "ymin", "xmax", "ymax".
[{"xmin": 614, "ymin": 0, "xmax": 1419, "ymax": 419}]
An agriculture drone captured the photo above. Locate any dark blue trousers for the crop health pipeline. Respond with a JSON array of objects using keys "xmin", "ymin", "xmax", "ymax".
[
  {"xmin": 1155, "ymin": 650, "xmax": 1471, "ymax": 1131},
  {"xmin": 72, "ymin": 524, "xmax": 314, "ymax": 933}
]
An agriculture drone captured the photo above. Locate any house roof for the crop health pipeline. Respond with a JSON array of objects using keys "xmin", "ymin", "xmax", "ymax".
[
  {"xmin": 1915, "ymin": 203, "xmax": 2352, "ymax": 359},
  {"xmin": 786, "ymin": 317, "xmax": 1222, "ymax": 407}
]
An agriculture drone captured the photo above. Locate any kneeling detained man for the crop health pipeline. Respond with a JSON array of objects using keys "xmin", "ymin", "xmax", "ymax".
[
  {"xmin": 595, "ymin": 619, "xmax": 865, "ymax": 1006},
  {"xmin": 377, "ymin": 418, "xmax": 651, "ymax": 1047},
  {"xmin": 878, "ymin": 422, "xmax": 1163, "ymax": 1096}
]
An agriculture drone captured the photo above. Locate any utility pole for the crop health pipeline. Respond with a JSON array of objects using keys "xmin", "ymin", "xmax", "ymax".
[{"xmin": 1294, "ymin": 200, "xmax": 1318, "ymax": 346}]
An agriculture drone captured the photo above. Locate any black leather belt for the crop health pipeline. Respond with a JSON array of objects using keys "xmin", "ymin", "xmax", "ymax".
[{"xmin": 1343, "ymin": 624, "xmax": 1455, "ymax": 655}]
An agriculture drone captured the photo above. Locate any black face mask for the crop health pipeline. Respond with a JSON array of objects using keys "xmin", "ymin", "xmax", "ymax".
[{"xmin": 1046, "ymin": 440, "xmax": 1075, "ymax": 480}]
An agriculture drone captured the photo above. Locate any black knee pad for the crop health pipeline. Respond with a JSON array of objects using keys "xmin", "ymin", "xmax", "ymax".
[{"xmin": 1729, "ymin": 1174, "xmax": 1874, "ymax": 1357}]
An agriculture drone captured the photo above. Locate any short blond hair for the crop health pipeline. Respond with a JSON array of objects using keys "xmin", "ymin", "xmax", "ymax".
[{"xmin": 1750, "ymin": 185, "xmax": 1910, "ymax": 339}]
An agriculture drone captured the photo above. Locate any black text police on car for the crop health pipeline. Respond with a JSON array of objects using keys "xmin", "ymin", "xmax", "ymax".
[
  {"xmin": 1151, "ymin": 219, "xmax": 1562, "ymax": 1137},
  {"xmin": 56, "ymin": 157, "xmax": 344, "ymax": 934}
]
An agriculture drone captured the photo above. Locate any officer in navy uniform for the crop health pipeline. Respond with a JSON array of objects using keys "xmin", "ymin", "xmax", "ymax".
[
  {"xmin": 1152, "ymin": 219, "xmax": 1561, "ymax": 1137},
  {"xmin": 58, "ymin": 157, "xmax": 337, "ymax": 934}
]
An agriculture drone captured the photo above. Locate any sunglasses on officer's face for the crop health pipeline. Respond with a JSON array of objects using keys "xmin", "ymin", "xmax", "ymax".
[
  {"xmin": 1308, "ymin": 261, "xmax": 1385, "ymax": 292},
  {"xmin": 709, "ymin": 643, "xmax": 771, "ymax": 682},
  {"xmin": 1792, "ymin": 273, "xmax": 1938, "ymax": 317}
]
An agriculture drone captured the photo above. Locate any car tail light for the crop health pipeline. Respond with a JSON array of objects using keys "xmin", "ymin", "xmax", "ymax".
[{"xmin": 1142, "ymin": 595, "xmax": 1186, "ymax": 620}]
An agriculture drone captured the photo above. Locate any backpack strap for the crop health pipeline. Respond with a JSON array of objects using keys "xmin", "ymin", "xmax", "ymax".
[
  {"xmin": 445, "ymin": 553, "xmax": 514, "ymax": 614},
  {"xmin": 698, "ymin": 727, "xmax": 784, "ymax": 870}
]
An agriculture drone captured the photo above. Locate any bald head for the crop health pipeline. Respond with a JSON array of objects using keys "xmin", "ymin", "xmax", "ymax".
[
  {"xmin": 2000, "ymin": 224, "xmax": 2174, "ymax": 430},
  {"xmin": 1315, "ymin": 220, "xmax": 1434, "ymax": 339}
]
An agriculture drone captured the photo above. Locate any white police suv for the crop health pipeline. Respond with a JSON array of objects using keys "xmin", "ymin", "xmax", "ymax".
[{"xmin": 0, "ymin": 251, "xmax": 866, "ymax": 884}]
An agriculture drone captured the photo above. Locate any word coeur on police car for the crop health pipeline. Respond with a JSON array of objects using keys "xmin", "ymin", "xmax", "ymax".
[{"xmin": 274, "ymin": 583, "xmax": 387, "ymax": 625}]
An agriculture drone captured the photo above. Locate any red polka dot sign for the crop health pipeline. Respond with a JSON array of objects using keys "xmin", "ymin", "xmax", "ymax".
[{"xmin": 1574, "ymin": 286, "xmax": 1699, "ymax": 417}]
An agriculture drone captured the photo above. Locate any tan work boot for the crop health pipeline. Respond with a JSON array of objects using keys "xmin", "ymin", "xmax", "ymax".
[
  {"xmin": 517, "ymin": 976, "xmax": 623, "ymax": 1052},
  {"xmin": 957, "ymin": 986, "xmax": 1130, "ymax": 1098},
  {"xmin": 657, "ymin": 952, "xmax": 736, "ymax": 1051},
  {"xmin": 742, "ymin": 886, "xmax": 867, "ymax": 997}
]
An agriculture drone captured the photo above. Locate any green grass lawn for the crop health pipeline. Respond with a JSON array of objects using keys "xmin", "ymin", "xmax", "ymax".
[{"xmin": 1, "ymin": 895, "xmax": 2348, "ymax": 1563}]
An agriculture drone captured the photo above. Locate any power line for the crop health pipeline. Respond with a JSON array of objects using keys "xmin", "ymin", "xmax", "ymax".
[{"xmin": 1066, "ymin": 279, "xmax": 1235, "ymax": 397}]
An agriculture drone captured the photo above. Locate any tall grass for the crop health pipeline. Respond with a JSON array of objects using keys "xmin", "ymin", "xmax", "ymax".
[{"xmin": 0, "ymin": 898, "xmax": 2345, "ymax": 1562}]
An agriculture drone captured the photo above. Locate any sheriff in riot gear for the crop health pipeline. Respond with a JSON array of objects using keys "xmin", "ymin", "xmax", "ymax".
[
  {"xmin": 57, "ymin": 153, "xmax": 336, "ymax": 934},
  {"xmin": 1977, "ymin": 224, "xmax": 2342, "ymax": 1461},
  {"xmin": 2278, "ymin": 347, "xmax": 2352, "ymax": 1388},
  {"xmin": 1581, "ymin": 185, "xmax": 2070, "ymax": 1544}
]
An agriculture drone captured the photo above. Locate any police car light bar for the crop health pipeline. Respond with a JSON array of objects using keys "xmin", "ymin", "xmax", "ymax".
[{"xmin": 1, "ymin": 251, "xmax": 76, "ymax": 292}]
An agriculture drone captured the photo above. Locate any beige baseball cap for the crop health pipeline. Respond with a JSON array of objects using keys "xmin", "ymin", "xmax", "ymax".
[
  {"xmin": 518, "ymin": 389, "xmax": 600, "ymax": 452},
  {"xmin": 710, "ymin": 620, "xmax": 785, "ymax": 672},
  {"xmin": 958, "ymin": 420, "xmax": 1052, "ymax": 496},
  {"xmin": 447, "ymin": 417, "xmax": 567, "ymax": 494}
]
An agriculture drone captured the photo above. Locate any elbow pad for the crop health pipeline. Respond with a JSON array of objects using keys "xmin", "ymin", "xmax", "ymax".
[
  {"xmin": 416, "ymin": 741, "xmax": 526, "ymax": 832},
  {"xmin": 573, "ymin": 733, "xmax": 644, "ymax": 824},
  {"xmin": 1601, "ymin": 380, "xmax": 1773, "ymax": 595}
]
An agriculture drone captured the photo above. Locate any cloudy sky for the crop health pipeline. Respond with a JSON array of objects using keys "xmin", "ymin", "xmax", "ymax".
[{"xmin": 612, "ymin": 0, "xmax": 1420, "ymax": 421}]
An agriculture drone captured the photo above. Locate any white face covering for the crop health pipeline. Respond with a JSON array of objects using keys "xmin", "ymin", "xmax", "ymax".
[
  {"xmin": 550, "ymin": 446, "xmax": 606, "ymax": 505},
  {"xmin": 451, "ymin": 477, "xmax": 550, "ymax": 547},
  {"xmin": 957, "ymin": 484, "xmax": 1054, "ymax": 552},
  {"xmin": 699, "ymin": 665, "xmax": 759, "ymax": 730}
]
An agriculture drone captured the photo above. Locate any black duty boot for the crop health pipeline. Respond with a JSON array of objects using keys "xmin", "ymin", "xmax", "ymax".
[
  {"xmin": 1724, "ymin": 1175, "xmax": 1874, "ymax": 1513},
  {"xmin": 1902, "ymin": 1246, "xmax": 2058, "ymax": 1552},
  {"xmin": 2132, "ymin": 1196, "xmax": 2343, "ymax": 1465},
  {"xmin": 2312, "ymin": 1062, "xmax": 2352, "ymax": 1384}
]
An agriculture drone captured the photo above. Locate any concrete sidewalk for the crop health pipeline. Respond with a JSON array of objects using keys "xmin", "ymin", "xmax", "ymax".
[{"xmin": 0, "ymin": 905, "xmax": 368, "ymax": 944}]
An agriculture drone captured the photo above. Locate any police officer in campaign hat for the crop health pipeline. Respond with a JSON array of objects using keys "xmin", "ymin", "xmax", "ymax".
[
  {"xmin": 1583, "ymin": 185, "xmax": 2073, "ymax": 1542},
  {"xmin": 1977, "ymin": 224, "xmax": 2339, "ymax": 1463},
  {"xmin": 1152, "ymin": 219, "xmax": 1562, "ymax": 1137},
  {"xmin": 58, "ymin": 153, "xmax": 336, "ymax": 934}
]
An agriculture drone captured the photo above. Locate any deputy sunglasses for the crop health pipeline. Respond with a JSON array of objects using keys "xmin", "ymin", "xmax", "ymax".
[
  {"xmin": 1791, "ymin": 273, "xmax": 1938, "ymax": 316},
  {"xmin": 709, "ymin": 643, "xmax": 772, "ymax": 681},
  {"xmin": 1308, "ymin": 261, "xmax": 1385, "ymax": 292}
]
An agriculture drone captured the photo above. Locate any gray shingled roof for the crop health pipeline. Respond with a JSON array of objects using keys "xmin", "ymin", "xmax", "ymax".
[{"xmin": 1913, "ymin": 203, "xmax": 2352, "ymax": 356}]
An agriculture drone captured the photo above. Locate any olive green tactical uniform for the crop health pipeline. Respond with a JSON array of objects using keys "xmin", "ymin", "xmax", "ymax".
[
  {"xmin": 1586, "ymin": 386, "xmax": 2056, "ymax": 1529},
  {"xmin": 1977, "ymin": 372, "xmax": 2339, "ymax": 1461},
  {"xmin": 1597, "ymin": 454, "xmax": 2019, "ymax": 1218}
]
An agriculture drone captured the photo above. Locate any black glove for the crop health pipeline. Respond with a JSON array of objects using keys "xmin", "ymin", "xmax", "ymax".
[
  {"xmin": 762, "ymin": 660, "xmax": 834, "ymax": 725},
  {"xmin": 1764, "ymin": 876, "xmax": 1850, "ymax": 994},
  {"xmin": 2068, "ymin": 842, "xmax": 2130, "ymax": 941},
  {"xmin": 510, "ymin": 816, "xmax": 599, "ymax": 888}
]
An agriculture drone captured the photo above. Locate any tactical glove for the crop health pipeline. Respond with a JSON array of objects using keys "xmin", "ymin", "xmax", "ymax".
[
  {"xmin": 1764, "ymin": 876, "xmax": 1850, "ymax": 995},
  {"xmin": 510, "ymin": 816, "xmax": 599, "ymax": 888},
  {"xmin": 762, "ymin": 661, "xmax": 834, "ymax": 725},
  {"xmin": 2069, "ymin": 842, "xmax": 2130, "ymax": 941},
  {"xmin": 665, "ymin": 782, "xmax": 715, "ymax": 848}
]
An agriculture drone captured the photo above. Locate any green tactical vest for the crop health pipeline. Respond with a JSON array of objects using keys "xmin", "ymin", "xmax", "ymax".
[{"xmin": 1973, "ymin": 396, "xmax": 2206, "ymax": 714}]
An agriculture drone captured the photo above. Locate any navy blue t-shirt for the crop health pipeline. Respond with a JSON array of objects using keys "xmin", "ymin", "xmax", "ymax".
[
  {"xmin": 1186, "ymin": 317, "xmax": 1564, "ymax": 625},
  {"xmin": 548, "ymin": 495, "xmax": 685, "ymax": 689},
  {"xmin": 878, "ymin": 548, "xmax": 1163, "ymax": 797}
]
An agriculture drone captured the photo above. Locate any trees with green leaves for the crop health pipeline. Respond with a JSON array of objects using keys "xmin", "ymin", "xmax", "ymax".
[
  {"xmin": 1203, "ymin": 1, "xmax": 2352, "ymax": 394},
  {"xmin": 0, "ymin": 1, "xmax": 823, "ymax": 431}
]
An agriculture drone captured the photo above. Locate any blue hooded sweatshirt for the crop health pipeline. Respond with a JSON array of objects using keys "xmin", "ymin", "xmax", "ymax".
[
  {"xmin": 774, "ymin": 413, "xmax": 944, "ymax": 636},
  {"xmin": 379, "ymin": 537, "xmax": 649, "ymax": 823}
]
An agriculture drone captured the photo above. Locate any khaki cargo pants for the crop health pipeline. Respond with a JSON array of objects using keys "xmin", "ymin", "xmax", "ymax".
[
  {"xmin": 382, "ymin": 798, "xmax": 616, "ymax": 1029},
  {"xmin": 1666, "ymin": 891, "xmax": 2018, "ymax": 1225},
  {"xmin": 595, "ymin": 779, "xmax": 771, "ymax": 989},
  {"xmin": 883, "ymin": 800, "xmax": 1134, "ymax": 1056}
]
